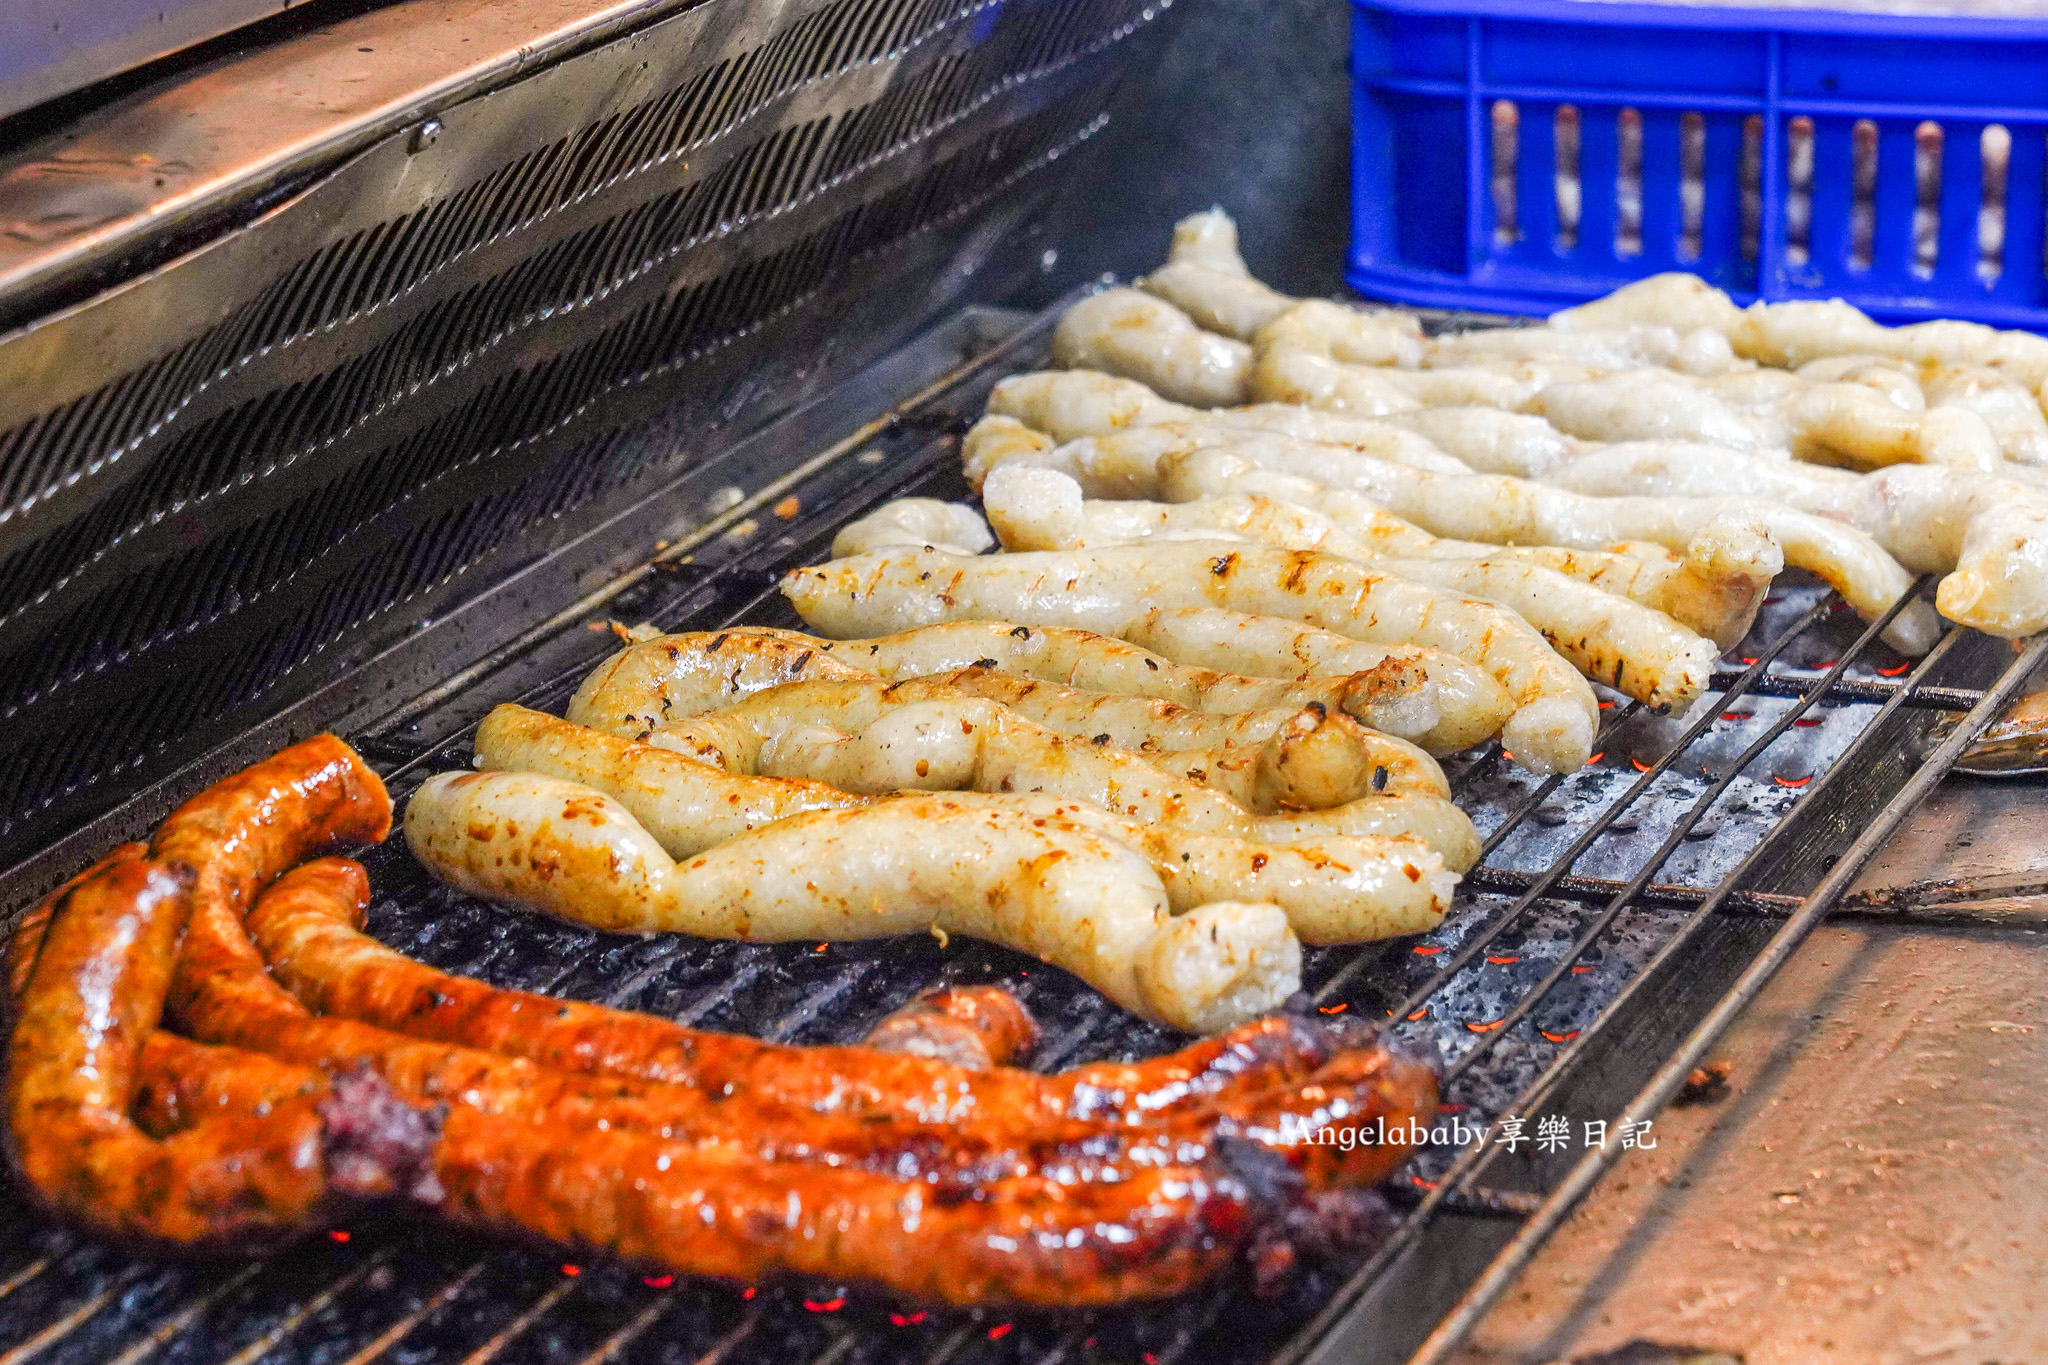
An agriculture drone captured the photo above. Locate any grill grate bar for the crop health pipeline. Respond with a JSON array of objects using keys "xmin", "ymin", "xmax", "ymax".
[
  {"xmin": 1438, "ymin": 581, "xmax": 1929, "ymax": 1086},
  {"xmin": 1306, "ymin": 699, "xmax": 1651, "ymax": 1014},
  {"xmin": 1469, "ymin": 701, "xmax": 1646, "ymax": 867},
  {"xmin": 103, "ymin": 1267, "xmax": 264, "ymax": 1365},
  {"xmin": 1469, "ymin": 621, "xmax": 1976, "ymax": 1156},
  {"xmin": 0, "ymin": 1260, "xmax": 53, "ymax": 1311},
  {"xmin": 690, "ymin": 1305, "xmax": 766, "ymax": 1365},
  {"xmin": 332, "ymin": 1262, "xmax": 486, "ymax": 1365},
  {"xmin": 1401, "ymin": 628, "xmax": 2048, "ymax": 1364},
  {"xmin": 1273, "ymin": 613, "xmax": 1993, "ymax": 1365},
  {"xmin": 0, "ymin": 1266, "xmax": 149, "ymax": 1365},
  {"xmin": 1381, "ymin": 598, "xmax": 1834, "ymax": 1028},
  {"xmin": 1459, "ymin": 865, "xmax": 1798, "ymax": 914},
  {"xmin": 916, "ymin": 1323, "xmax": 980, "ymax": 1365},
  {"xmin": 1706, "ymin": 666, "xmax": 1983, "ymax": 710},
  {"xmin": 805, "ymin": 1331, "xmax": 861, "ymax": 1365},
  {"xmin": 453, "ymin": 1279, "xmax": 579, "ymax": 1365},
  {"xmin": 571, "ymin": 1295, "xmax": 675, "ymax": 1365},
  {"xmin": 215, "ymin": 1249, "xmax": 397, "ymax": 1365}
]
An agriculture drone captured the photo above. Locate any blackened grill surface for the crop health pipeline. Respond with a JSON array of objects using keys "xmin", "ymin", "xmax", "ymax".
[{"xmin": 0, "ymin": 301, "xmax": 2031, "ymax": 1365}]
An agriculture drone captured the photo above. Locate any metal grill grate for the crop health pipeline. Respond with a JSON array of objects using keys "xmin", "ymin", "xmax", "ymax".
[{"xmin": 0, "ymin": 298, "xmax": 2036, "ymax": 1365}]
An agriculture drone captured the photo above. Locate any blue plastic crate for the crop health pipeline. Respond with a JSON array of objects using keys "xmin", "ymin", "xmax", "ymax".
[{"xmin": 1350, "ymin": 0, "xmax": 2048, "ymax": 326}]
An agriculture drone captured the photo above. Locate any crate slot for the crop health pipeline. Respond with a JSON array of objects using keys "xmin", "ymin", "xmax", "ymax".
[
  {"xmin": 1554, "ymin": 104, "xmax": 1581, "ymax": 252},
  {"xmin": 1616, "ymin": 108, "xmax": 1643, "ymax": 260},
  {"xmin": 1845, "ymin": 118, "xmax": 1878, "ymax": 273},
  {"xmin": 1785, "ymin": 115, "xmax": 1815, "ymax": 269},
  {"xmin": 1913, "ymin": 119, "xmax": 1944, "ymax": 278},
  {"xmin": 1490, "ymin": 99, "xmax": 1519, "ymax": 247},
  {"xmin": 1679, "ymin": 111, "xmax": 1706, "ymax": 261},
  {"xmin": 1353, "ymin": 0, "xmax": 2048, "ymax": 319},
  {"xmin": 1980, "ymin": 123, "xmax": 2010, "ymax": 285}
]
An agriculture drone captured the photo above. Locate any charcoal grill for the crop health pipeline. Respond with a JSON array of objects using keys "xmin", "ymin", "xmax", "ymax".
[{"xmin": 0, "ymin": 3, "xmax": 2042, "ymax": 1362}]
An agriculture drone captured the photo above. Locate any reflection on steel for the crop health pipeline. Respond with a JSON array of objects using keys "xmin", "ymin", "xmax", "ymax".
[
  {"xmin": 0, "ymin": 0, "xmax": 1164, "ymax": 858},
  {"xmin": 0, "ymin": 0, "xmax": 711, "ymax": 306}
]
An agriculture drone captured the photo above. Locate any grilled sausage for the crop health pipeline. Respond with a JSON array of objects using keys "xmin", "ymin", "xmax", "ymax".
[
  {"xmin": 403, "ymin": 771, "xmax": 1302, "ymax": 1033},
  {"xmin": 221, "ymin": 868, "xmax": 1434, "ymax": 1305},
  {"xmin": 9, "ymin": 739, "xmax": 1442, "ymax": 1304},
  {"xmin": 635, "ymin": 668, "xmax": 1452, "ymax": 803},
  {"xmin": 861, "ymin": 986, "xmax": 1040, "ymax": 1070},
  {"xmin": 245, "ymin": 846, "xmax": 1390, "ymax": 1134},
  {"xmin": 782, "ymin": 542, "xmax": 1598, "ymax": 774},
  {"xmin": 571, "ymin": 620, "xmax": 1505, "ymax": 761},
  {"xmin": 3, "ymin": 856, "xmax": 427, "ymax": 1251}
]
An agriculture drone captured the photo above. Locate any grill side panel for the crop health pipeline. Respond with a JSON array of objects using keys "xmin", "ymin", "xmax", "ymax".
[{"xmin": 0, "ymin": 0, "xmax": 1171, "ymax": 861}]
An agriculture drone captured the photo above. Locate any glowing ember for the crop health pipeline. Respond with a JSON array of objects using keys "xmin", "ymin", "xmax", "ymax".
[
  {"xmin": 1412, "ymin": 944, "xmax": 1444, "ymax": 955},
  {"xmin": 1773, "ymin": 773, "xmax": 1813, "ymax": 788},
  {"xmin": 643, "ymin": 1275, "xmax": 674, "ymax": 1288},
  {"xmin": 561, "ymin": 1265, "xmax": 580, "ymax": 1277},
  {"xmin": 1586, "ymin": 751, "xmax": 1604, "ymax": 765},
  {"xmin": 1540, "ymin": 1029, "xmax": 1580, "ymax": 1043},
  {"xmin": 1793, "ymin": 717, "xmax": 1824, "ymax": 728},
  {"xmin": 328, "ymin": 1230, "xmax": 350, "ymax": 1243},
  {"xmin": 1465, "ymin": 1019, "xmax": 1506, "ymax": 1033},
  {"xmin": 1319, "ymin": 1002, "xmax": 1349, "ymax": 1014},
  {"xmin": 1630, "ymin": 758, "xmax": 1653, "ymax": 773},
  {"xmin": 805, "ymin": 1297, "xmax": 845, "ymax": 1312},
  {"xmin": 1721, "ymin": 710, "xmax": 1754, "ymax": 721},
  {"xmin": 988, "ymin": 1324, "xmax": 1013, "ymax": 1340},
  {"xmin": 1570, "ymin": 964, "xmax": 1595, "ymax": 975},
  {"xmin": 1485, "ymin": 954, "xmax": 1520, "ymax": 965},
  {"xmin": 1877, "ymin": 661, "xmax": 1913, "ymax": 677}
]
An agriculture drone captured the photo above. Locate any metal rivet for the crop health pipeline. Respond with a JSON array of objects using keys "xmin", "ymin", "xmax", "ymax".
[{"xmin": 409, "ymin": 118, "xmax": 443, "ymax": 154}]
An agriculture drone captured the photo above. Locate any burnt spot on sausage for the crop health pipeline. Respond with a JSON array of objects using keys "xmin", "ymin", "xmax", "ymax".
[
  {"xmin": 1009, "ymin": 626, "xmax": 1032, "ymax": 639},
  {"xmin": 1371, "ymin": 766, "xmax": 1389, "ymax": 792},
  {"xmin": 319, "ymin": 1063, "xmax": 446, "ymax": 1203}
]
